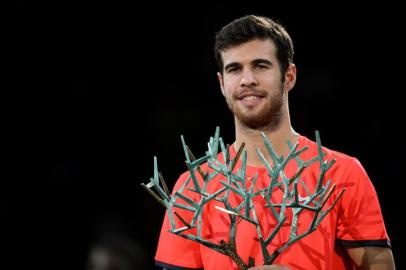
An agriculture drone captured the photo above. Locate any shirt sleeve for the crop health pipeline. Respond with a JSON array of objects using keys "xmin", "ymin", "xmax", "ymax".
[
  {"xmin": 336, "ymin": 158, "xmax": 390, "ymax": 247},
  {"xmin": 155, "ymin": 172, "xmax": 204, "ymax": 269}
]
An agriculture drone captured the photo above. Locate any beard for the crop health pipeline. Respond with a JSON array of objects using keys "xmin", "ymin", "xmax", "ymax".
[{"xmin": 225, "ymin": 85, "xmax": 284, "ymax": 130}]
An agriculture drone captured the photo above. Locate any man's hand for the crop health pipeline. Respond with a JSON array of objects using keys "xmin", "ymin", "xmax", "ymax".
[
  {"xmin": 248, "ymin": 265, "xmax": 291, "ymax": 270},
  {"xmin": 346, "ymin": 246, "xmax": 395, "ymax": 269}
]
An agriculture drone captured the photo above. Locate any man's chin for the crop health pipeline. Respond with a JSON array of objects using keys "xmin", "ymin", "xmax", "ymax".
[
  {"xmin": 238, "ymin": 117, "xmax": 269, "ymax": 129},
  {"xmin": 236, "ymin": 112, "xmax": 281, "ymax": 130}
]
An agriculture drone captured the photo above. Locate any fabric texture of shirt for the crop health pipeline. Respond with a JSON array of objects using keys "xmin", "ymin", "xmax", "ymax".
[{"xmin": 155, "ymin": 135, "xmax": 390, "ymax": 270}]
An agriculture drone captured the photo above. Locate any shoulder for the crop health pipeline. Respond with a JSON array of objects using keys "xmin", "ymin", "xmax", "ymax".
[
  {"xmin": 300, "ymin": 134, "xmax": 360, "ymax": 164},
  {"xmin": 300, "ymin": 135, "xmax": 367, "ymax": 180}
]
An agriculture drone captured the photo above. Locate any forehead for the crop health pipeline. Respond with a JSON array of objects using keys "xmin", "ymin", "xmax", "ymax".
[{"xmin": 221, "ymin": 39, "xmax": 278, "ymax": 66}]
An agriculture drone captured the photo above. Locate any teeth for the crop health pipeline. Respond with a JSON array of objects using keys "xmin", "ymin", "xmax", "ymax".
[{"xmin": 243, "ymin": 96, "xmax": 258, "ymax": 101}]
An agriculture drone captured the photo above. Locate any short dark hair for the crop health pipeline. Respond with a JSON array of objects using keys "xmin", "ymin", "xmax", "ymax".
[{"xmin": 214, "ymin": 15, "xmax": 294, "ymax": 79}]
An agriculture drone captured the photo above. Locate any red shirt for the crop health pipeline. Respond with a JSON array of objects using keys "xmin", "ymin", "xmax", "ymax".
[{"xmin": 155, "ymin": 135, "xmax": 390, "ymax": 269}]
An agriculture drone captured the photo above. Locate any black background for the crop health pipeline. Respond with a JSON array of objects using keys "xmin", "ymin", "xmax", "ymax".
[{"xmin": 7, "ymin": 2, "xmax": 403, "ymax": 269}]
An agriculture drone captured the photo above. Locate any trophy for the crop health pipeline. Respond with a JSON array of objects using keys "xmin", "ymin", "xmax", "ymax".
[{"xmin": 142, "ymin": 127, "xmax": 345, "ymax": 269}]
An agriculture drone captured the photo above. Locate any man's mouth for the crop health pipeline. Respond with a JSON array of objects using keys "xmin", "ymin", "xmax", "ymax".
[{"xmin": 241, "ymin": 95, "xmax": 260, "ymax": 101}]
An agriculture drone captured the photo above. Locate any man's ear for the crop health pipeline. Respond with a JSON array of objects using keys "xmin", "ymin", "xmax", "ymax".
[
  {"xmin": 217, "ymin": 72, "xmax": 225, "ymax": 96},
  {"xmin": 284, "ymin": 64, "xmax": 297, "ymax": 92}
]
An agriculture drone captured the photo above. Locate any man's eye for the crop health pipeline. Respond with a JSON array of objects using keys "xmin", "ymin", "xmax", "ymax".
[
  {"xmin": 256, "ymin": 64, "xmax": 268, "ymax": 70},
  {"xmin": 227, "ymin": 67, "xmax": 240, "ymax": 73}
]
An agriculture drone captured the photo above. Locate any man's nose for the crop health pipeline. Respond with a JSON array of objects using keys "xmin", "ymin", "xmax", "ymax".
[{"xmin": 240, "ymin": 69, "xmax": 258, "ymax": 87}]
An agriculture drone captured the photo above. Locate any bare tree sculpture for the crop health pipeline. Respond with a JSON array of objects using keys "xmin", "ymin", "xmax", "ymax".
[{"xmin": 142, "ymin": 127, "xmax": 345, "ymax": 269}]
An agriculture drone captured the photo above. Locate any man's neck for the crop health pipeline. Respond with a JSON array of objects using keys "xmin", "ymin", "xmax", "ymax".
[{"xmin": 233, "ymin": 121, "xmax": 298, "ymax": 168}]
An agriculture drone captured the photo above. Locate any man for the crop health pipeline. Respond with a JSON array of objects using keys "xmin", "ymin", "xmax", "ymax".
[{"xmin": 155, "ymin": 15, "xmax": 395, "ymax": 269}]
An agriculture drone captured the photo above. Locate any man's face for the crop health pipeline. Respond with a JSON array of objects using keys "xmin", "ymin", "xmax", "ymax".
[{"xmin": 218, "ymin": 39, "xmax": 286, "ymax": 130}]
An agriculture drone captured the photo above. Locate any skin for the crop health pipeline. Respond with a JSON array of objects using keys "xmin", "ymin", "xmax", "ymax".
[
  {"xmin": 217, "ymin": 39, "xmax": 298, "ymax": 166},
  {"xmin": 346, "ymin": 247, "xmax": 395, "ymax": 269},
  {"xmin": 217, "ymin": 39, "xmax": 395, "ymax": 270}
]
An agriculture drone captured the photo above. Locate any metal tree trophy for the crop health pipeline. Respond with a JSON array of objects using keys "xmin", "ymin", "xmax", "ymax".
[{"xmin": 142, "ymin": 127, "xmax": 345, "ymax": 269}]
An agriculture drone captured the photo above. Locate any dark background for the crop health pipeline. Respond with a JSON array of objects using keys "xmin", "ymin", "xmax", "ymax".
[{"xmin": 8, "ymin": 2, "xmax": 403, "ymax": 269}]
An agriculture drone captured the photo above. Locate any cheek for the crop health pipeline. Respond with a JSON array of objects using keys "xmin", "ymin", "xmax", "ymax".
[
  {"xmin": 225, "ymin": 88, "xmax": 236, "ymax": 100},
  {"xmin": 223, "ymin": 75, "xmax": 239, "ymax": 87},
  {"xmin": 223, "ymin": 79, "xmax": 238, "ymax": 96},
  {"xmin": 264, "ymin": 76, "xmax": 279, "ymax": 86}
]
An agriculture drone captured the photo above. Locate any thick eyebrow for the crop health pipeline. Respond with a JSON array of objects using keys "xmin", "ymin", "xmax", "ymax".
[
  {"xmin": 252, "ymin": 59, "xmax": 273, "ymax": 66},
  {"xmin": 224, "ymin": 59, "xmax": 273, "ymax": 71},
  {"xmin": 224, "ymin": 62, "xmax": 241, "ymax": 71}
]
